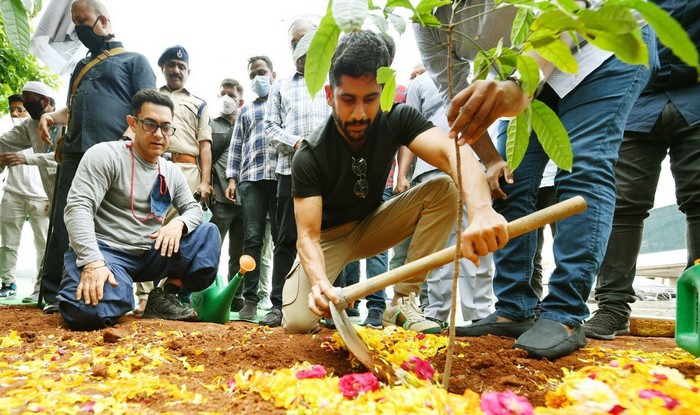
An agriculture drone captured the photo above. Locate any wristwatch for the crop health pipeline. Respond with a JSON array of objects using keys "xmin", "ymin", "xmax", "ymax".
[{"xmin": 506, "ymin": 68, "xmax": 546, "ymax": 98}]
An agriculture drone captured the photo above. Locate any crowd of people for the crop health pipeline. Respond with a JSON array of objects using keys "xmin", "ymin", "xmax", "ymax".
[{"xmin": 0, "ymin": 0, "xmax": 697, "ymax": 360}]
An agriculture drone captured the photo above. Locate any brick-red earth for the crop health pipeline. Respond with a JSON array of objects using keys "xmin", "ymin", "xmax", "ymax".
[{"xmin": 0, "ymin": 306, "xmax": 696, "ymax": 414}]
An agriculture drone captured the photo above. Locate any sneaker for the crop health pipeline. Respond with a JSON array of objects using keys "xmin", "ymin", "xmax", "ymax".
[
  {"xmin": 323, "ymin": 317, "xmax": 336, "ymax": 330},
  {"xmin": 22, "ymin": 292, "xmax": 40, "ymax": 304},
  {"xmin": 0, "ymin": 283, "xmax": 17, "ymax": 298},
  {"xmin": 43, "ymin": 302, "xmax": 60, "ymax": 314},
  {"xmin": 231, "ymin": 298, "xmax": 245, "ymax": 312},
  {"xmin": 583, "ymin": 309, "xmax": 630, "ymax": 340},
  {"xmin": 361, "ymin": 307, "xmax": 384, "ymax": 329},
  {"xmin": 258, "ymin": 297, "xmax": 274, "ymax": 311},
  {"xmin": 346, "ymin": 306, "xmax": 361, "ymax": 317},
  {"xmin": 142, "ymin": 287, "xmax": 198, "ymax": 321},
  {"xmin": 258, "ymin": 308, "xmax": 282, "ymax": 327},
  {"xmin": 383, "ymin": 293, "xmax": 441, "ymax": 334},
  {"xmin": 238, "ymin": 303, "xmax": 257, "ymax": 321},
  {"xmin": 426, "ymin": 316, "xmax": 448, "ymax": 330}
]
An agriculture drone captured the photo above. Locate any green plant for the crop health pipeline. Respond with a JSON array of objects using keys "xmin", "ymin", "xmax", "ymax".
[
  {"xmin": 305, "ymin": 0, "xmax": 699, "ymax": 171},
  {"xmin": 0, "ymin": 0, "xmax": 59, "ymax": 115}
]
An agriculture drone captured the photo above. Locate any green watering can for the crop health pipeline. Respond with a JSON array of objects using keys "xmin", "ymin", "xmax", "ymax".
[
  {"xmin": 676, "ymin": 260, "xmax": 700, "ymax": 357},
  {"xmin": 191, "ymin": 255, "xmax": 256, "ymax": 324}
]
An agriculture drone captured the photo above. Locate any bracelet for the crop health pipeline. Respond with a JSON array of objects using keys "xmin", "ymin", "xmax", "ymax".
[{"xmin": 83, "ymin": 264, "xmax": 107, "ymax": 272}]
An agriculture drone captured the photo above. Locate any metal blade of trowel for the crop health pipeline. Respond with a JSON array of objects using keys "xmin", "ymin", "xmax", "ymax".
[{"xmin": 330, "ymin": 195, "xmax": 587, "ymax": 379}]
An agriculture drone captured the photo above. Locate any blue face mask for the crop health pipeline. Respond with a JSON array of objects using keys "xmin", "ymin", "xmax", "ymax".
[
  {"xmin": 250, "ymin": 75, "xmax": 271, "ymax": 97},
  {"xmin": 150, "ymin": 174, "xmax": 171, "ymax": 222}
]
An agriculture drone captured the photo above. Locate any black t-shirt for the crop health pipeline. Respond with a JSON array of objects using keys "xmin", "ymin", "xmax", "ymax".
[{"xmin": 292, "ymin": 103, "xmax": 434, "ymax": 229}]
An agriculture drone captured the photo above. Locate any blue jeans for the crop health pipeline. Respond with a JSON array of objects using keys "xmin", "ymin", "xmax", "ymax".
[
  {"xmin": 58, "ymin": 222, "xmax": 221, "ymax": 331},
  {"xmin": 492, "ymin": 28, "xmax": 655, "ymax": 327},
  {"xmin": 341, "ymin": 187, "xmax": 392, "ymax": 310},
  {"xmin": 595, "ymin": 101, "xmax": 700, "ymax": 317},
  {"xmin": 238, "ymin": 180, "xmax": 278, "ymax": 305}
]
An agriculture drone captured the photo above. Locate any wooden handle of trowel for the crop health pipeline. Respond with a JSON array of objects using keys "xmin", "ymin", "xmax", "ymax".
[{"xmin": 340, "ymin": 195, "xmax": 587, "ymax": 304}]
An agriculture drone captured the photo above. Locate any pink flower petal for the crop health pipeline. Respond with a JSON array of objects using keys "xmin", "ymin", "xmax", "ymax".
[
  {"xmin": 338, "ymin": 373, "xmax": 380, "ymax": 399},
  {"xmin": 296, "ymin": 365, "xmax": 327, "ymax": 379},
  {"xmin": 480, "ymin": 390, "xmax": 534, "ymax": 415}
]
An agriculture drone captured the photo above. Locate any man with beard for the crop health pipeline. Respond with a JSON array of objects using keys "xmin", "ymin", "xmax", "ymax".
[
  {"xmin": 282, "ymin": 30, "xmax": 508, "ymax": 334},
  {"xmin": 0, "ymin": 83, "xmax": 58, "ymax": 302},
  {"xmin": 38, "ymin": 0, "xmax": 156, "ymax": 314}
]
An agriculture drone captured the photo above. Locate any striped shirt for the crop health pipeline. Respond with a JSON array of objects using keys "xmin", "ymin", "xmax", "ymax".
[
  {"xmin": 226, "ymin": 98, "xmax": 277, "ymax": 183},
  {"xmin": 264, "ymin": 72, "xmax": 330, "ymax": 175}
]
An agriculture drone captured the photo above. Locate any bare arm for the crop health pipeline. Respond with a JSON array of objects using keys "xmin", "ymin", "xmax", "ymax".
[
  {"xmin": 408, "ymin": 127, "xmax": 509, "ymax": 264},
  {"xmin": 294, "ymin": 195, "xmax": 339, "ymax": 317},
  {"xmin": 39, "ymin": 107, "xmax": 69, "ymax": 145},
  {"xmin": 197, "ymin": 140, "xmax": 214, "ymax": 204},
  {"xmin": 394, "ymin": 146, "xmax": 414, "ymax": 195}
]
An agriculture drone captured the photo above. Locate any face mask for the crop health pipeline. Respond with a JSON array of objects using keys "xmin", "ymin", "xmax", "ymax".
[
  {"xmin": 75, "ymin": 16, "xmax": 107, "ymax": 55},
  {"xmin": 220, "ymin": 95, "xmax": 237, "ymax": 115},
  {"xmin": 250, "ymin": 75, "xmax": 271, "ymax": 98},
  {"xmin": 23, "ymin": 100, "xmax": 46, "ymax": 120},
  {"xmin": 11, "ymin": 117, "xmax": 25, "ymax": 127},
  {"xmin": 150, "ymin": 173, "xmax": 171, "ymax": 223}
]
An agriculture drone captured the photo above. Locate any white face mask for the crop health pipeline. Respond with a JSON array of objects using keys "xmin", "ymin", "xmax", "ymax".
[
  {"xmin": 11, "ymin": 117, "xmax": 25, "ymax": 127},
  {"xmin": 220, "ymin": 95, "xmax": 237, "ymax": 115},
  {"xmin": 250, "ymin": 75, "xmax": 271, "ymax": 98}
]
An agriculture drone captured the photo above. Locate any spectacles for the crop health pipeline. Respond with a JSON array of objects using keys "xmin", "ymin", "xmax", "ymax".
[
  {"xmin": 352, "ymin": 157, "xmax": 368, "ymax": 198},
  {"xmin": 134, "ymin": 117, "xmax": 177, "ymax": 136}
]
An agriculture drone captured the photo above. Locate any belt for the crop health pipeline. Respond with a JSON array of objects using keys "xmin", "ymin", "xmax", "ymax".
[{"xmin": 170, "ymin": 153, "xmax": 197, "ymax": 164}]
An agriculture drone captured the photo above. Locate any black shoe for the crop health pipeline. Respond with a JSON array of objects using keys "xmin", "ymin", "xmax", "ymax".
[
  {"xmin": 583, "ymin": 309, "xmax": 630, "ymax": 340},
  {"xmin": 238, "ymin": 303, "xmax": 257, "ymax": 321},
  {"xmin": 514, "ymin": 318, "xmax": 588, "ymax": 360},
  {"xmin": 323, "ymin": 317, "xmax": 336, "ymax": 330},
  {"xmin": 258, "ymin": 308, "xmax": 282, "ymax": 327},
  {"xmin": 142, "ymin": 287, "xmax": 198, "ymax": 321},
  {"xmin": 346, "ymin": 306, "xmax": 360, "ymax": 317},
  {"xmin": 230, "ymin": 298, "xmax": 245, "ymax": 312},
  {"xmin": 455, "ymin": 312, "xmax": 534, "ymax": 338},
  {"xmin": 361, "ymin": 307, "xmax": 384, "ymax": 329},
  {"xmin": 43, "ymin": 302, "xmax": 60, "ymax": 314}
]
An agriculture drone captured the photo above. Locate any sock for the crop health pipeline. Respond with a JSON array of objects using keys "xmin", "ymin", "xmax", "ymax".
[{"xmin": 163, "ymin": 283, "xmax": 180, "ymax": 294}]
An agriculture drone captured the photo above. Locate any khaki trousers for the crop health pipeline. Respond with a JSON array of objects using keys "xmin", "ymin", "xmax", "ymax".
[{"xmin": 282, "ymin": 175, "xmax": 458, "ymax": 333}]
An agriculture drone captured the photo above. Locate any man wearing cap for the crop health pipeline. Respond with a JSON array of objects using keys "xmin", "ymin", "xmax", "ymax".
[
  {"xmin": 210, "ymin": 78, "xmax": 247, "ymax": 311},
  {"xmin": 157, "ymin": 45, "xmax": 214, "ymax": 210},
  {"xmin": 0, "ymin": 82, "xmax": 59, "ymax": 302},
  {"xmin": 57, "ymin": 89, "xmax": 220, "ymax": 331},
  {"xmin": 37, "ymin": 0, "xmax": 156, "ymax": 314}
]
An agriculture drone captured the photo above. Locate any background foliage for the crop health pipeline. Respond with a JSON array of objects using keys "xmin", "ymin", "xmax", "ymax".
[{"xmin": 0, "ymin": 0, "xmax": 60, "ymax": 115}]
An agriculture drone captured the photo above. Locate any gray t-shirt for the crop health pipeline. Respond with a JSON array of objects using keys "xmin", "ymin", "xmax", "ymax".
[{"xmin": 65, "ymin": 140, "xmax": 203, "ymax": 266}]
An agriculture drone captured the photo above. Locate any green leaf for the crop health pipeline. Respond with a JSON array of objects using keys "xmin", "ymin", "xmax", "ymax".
[
  {"xmin": 377, "ymin": 66, "xmax": 396, "ymax": 112},
  {"xmin": 625, "ymin": 0, "xmax": 700, "ymax": 72},
  {"xmin": 531, "ymin": 9, "xmax": 577, "ymax": 33},
  {"xmin": 583, "ymin": 29, "xmax": 647, "ymax": 65},
  {"xmin": 510, "ymin": 7, "xmax": 533, "ymax": 46},
  {"xmin": 414, "ymin": 0, "xmax": 451, "ymax": 15},
  {"xmin": 576, "ymin": 5, "xmax": 638, "ymax": 34},
  {"xmin": 387, "ymin": 12, "xmax": 407, "ymax": 34},
  {"xmin": 386, "ymin": 0, "xmax": 415, "ymax": 10},
  {"xmin": 305, "ymin": 13, "xmax": 341, "ymax": 98},
  {"xmin": 515, "ymin": 54, "xmax": 540, "ymax": 97},
  {"xmin": 528, "ymin": 36, "xmax": 578, "ymax": 74},
  {"xmin": 530, "ymin": 100, "xmax": 572, "ymax": 171},
  {"xmin": 332, "ymin": 0, "xmax": 369, "ymax": 32},
  {"xmin": 505, "ymin": 111, "xmax": 531, "ymax": 171},
  {"xmin": 2, "ymin": 0, "xmax": 31, "ymax": 55},
  {"xmin": 368, "ymin": 13, "xmax": 389, "ymax": 33}
]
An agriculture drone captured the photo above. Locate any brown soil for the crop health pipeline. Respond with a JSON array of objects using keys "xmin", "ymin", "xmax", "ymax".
[{"xmin": 0, "ymin": 305, "xmax": 695, "ymax": 414}]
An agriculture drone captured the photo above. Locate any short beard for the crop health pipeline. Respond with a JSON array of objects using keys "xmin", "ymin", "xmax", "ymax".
[{"xmin": 333, "ymin": 112, "xmax": 370, "ymax": 143}]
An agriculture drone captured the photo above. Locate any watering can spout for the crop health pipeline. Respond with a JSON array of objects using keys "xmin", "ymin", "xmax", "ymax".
[{"xmin": 191, "ymin": 255, "xmax": 256, "ymax": 324}]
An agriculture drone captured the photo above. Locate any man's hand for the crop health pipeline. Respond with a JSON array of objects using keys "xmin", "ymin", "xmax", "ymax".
[
  {"xmin": 195, "ymin": 182, "xmax": 214, "ymax": 207},
  {"xmin": 460, "ymin": 209, "xmax": 509, "ymax": 266},
  {"xmin": 447, "ymin": 80, "xmax": 529, "ymax": 145},
  {"xmin": 149, "ymin": 219, "xmax": 185, "ymax": 257},
  {"xmin": 485, "ymin": 160, "xmax": 513, "ymax": 200},
  {"xmin": 225, "ymin": 179, "xmax": 237, "ymax": 203},
  {"xmin": 39, "ymin": 114, "xmax": 56, "ymax": 146},
  {"xmin": 308, "ymin": 279, "xmax": 340, "ymax": 318},
  {"xmin": 393, "ymin": 176, "xmax": 411, "ymax": 195},
  {"xmin": 0, "ymin": 153, "xmax": 27, "ymax": 168},
  {"xmin": 75, "ymin": 261, "xmax": 118, "ymax": 306}
]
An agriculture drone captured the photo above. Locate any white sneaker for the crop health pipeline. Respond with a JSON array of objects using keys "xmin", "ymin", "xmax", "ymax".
[{"xmin": 383, "ymin": 293, "xmax": 441, "ymax": 333}]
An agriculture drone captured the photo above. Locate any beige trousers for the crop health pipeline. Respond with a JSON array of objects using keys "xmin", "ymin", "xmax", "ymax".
[{"xmin": 282, "ymin": 175, "xmax": 458, "ymax": 333}]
